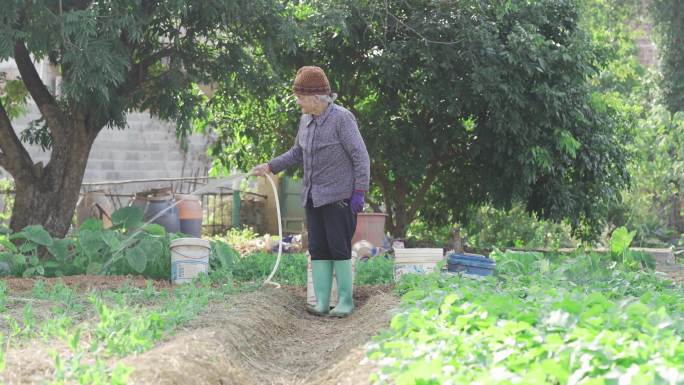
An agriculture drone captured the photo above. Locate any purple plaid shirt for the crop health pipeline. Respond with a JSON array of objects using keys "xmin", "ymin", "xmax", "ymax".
[{"xmin": 269, "ymin": 103, "xmax": 370, "ymax": 208}]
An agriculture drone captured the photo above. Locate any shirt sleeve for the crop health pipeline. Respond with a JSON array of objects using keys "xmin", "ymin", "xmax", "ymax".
[
  {"xmin": 269, "ymin": 130, "xmax": 303, "ymax": 174},
  {"xmin": 338, "ymin": 110, "xmax": 370, "ymax": 191}
]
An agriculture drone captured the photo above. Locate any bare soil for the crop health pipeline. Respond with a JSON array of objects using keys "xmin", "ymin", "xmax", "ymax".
[
  {"xmin": 652, "ymin": 248, "xmax": 684, "ymax": 283},
  {"xmin": 0, "ymin": 283, "xmax": 398, "ymax": 385},
  {"xmin": 125, "ymin": 286, "xmax": 398, "ymax": 385},
  {"xmin": 2, "ymin": 274, "xmax": 173, "ymax": 292}
]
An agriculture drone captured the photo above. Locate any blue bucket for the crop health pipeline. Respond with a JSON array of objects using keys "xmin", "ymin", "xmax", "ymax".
[{"xmin": 447, "ymin": 253, "xmax": 495, "ymax": 276}]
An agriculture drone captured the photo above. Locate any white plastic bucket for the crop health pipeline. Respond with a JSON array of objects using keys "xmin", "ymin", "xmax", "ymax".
[{"xmin": 170, "ymin": 238, "xmax": 211, "ymax": 284}]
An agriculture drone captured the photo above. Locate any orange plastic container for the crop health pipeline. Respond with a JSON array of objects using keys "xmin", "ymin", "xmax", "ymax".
[
  {"xmin": 352, "ymin": 213, "xmax": 387, "ymax": 246},
  {"xmin": 175, "ymin": 194, "xmax": 203, "ymax": 237}
]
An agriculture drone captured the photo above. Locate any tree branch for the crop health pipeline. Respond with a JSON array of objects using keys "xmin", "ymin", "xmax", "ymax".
[
  {"xmin": 372, "ymin": 161, "xmax": 395, "ymax": 232},
  {"xmin": 0, "ymin": 98, "xmax": 35, "ymax": 178},
  {"xmin": 13, "ymin": 41, "xmax": 65, "ymax": 137},
  {"xmin": 365, "ymin": 195, "xmax": 382, "ymax": 212},
  {"xmin": 406, "ymin": 160, "xmax": 443, "ymax": 223},
  {"xmin": 46, "ymin": 0, "xmax": 90, "ymax": 13},
  {"xmin": 116, "ymin": 45, "xmax": 179, "ymax": 107}
]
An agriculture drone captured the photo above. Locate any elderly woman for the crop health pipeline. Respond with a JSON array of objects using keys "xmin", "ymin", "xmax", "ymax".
[{"xmin": 251, "ymin": 66, "xmax": 370, "ymax": 317}]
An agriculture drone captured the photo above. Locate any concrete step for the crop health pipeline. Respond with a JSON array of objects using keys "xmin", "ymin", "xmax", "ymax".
[{"xmin": 6, "ymin": 105, "xmax": 211, "ymax": 189}]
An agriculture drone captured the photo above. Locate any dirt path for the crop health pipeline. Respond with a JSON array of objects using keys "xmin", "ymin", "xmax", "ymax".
[
  {"xmin": 125, "ymin": 286, "xmax": 398, "ymax": 385},
  {"xmin": 651, "ymin": 248, "xmax": 684, "ymax": 283},
  {"xmin": 2, "ymin": 274, "xmax": 174, "ymax": 292},
  {"xmin": 0, "ymin": 283, "xmax": 398, "ymax": 385}
]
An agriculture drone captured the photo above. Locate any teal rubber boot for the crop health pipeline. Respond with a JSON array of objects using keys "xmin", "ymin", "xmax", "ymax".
[
  {"xmin": 307, "ymin": 260, "xmax": 333, "ymax": 316},
  {"xmin": 330, "ymin": 259, "xmax": 354, "ymax": 317}
]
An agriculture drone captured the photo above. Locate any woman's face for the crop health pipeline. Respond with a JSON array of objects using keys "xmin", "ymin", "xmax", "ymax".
[{"xmin": 295, "ymin": 94, "xmax": 319, "ymax": 115}]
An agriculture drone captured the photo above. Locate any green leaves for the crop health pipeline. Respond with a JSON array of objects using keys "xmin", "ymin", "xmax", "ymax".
[
  {"xmin": 652, "ymin": 0, "xmax": 684, "ymax": 112},
  {"xmin": 610, "ymin": 226, "xmax": 636, "ymax": 256},
  {"xmin": 13, "ymin": 225, "xmax": 53, "ymax": 246},
  {"xmin": 48, "ymin": 238, "xmax": 72, "ymax": 262},
  {"xmin": 371, "ymin": 251, "xmax": 684, "ymax": 383},
  {"xmin": 0, "ymin": 212, "xmax": 172, "ymax": 279},
  {"xmin": 619, "ymin": 105, "xmax": 684, "ymax": 245},
  {"xmin": 0, "ymin": 73, "xmax": 29, "ymax": 120},
  {"xmin": 86, "ymin": 262, "xmax": 103, "ymax": 276},
  {"xmin": 70, "ymin": 207, "xmax": 170, "ymax": 277},
  {"xmin": 111, "ymin": 207, "xmax": 144, "ymax": 230},
  {"xmin": 210, "ymin": 240, "xmax": 236, "ymax": 272},
  {"xmin": 2, "ymin": 1, "xmax": 296, "ymax": 239},
  {"xmin": 124, "ymin": 246, "xmax": 147, "ymax": 274},
  {"xmin": 558, "ymin": 130, "xmax": 582, "ymax": 158},
  {"xmin": 125, "ymin": 238, "xmax": 163, "ymax": 274},
  {"xmin": 141, "ymin": 224, "xmax": 166, "ymax": 236},
  {"xmin": 355, "ymin": 255, "xmax": 394, "ymax": 285},
  {"xmin": 210, "ymin": 0, "xmax": 630, "ymax": 239},
  {"xmin": 231, "ymin": 252, "xmax": 307, "ymax": 285},
  {"xmin": 78, "ymin": 229, "xmax": 104, "ymax": 258}
]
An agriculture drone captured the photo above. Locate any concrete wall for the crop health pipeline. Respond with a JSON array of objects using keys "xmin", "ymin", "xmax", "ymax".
[
  {"xmin": 1, "ymin": 58, "xmax": 212, "ymax": 197},
  {"xmin": 1, "ymin": 103, "xmax": 212, "ymax": 196}
]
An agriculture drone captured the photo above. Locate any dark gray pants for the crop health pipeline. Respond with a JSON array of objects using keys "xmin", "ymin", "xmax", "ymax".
[{"xmin": 306, "ymin": 198, "xmax": 357, "ymax": 260}]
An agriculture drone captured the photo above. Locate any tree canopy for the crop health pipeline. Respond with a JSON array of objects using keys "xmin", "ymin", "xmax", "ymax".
[
  {"xmin": 652, "ymin": 0, "xmax": 684, "ymax": 113},
  {"xmin": 210, "ymin": 0, "xmax": 631, "ymax": 238},
  {"xmin": 0, "ymin": 0, "xmax": 292, "ymax": 237}
]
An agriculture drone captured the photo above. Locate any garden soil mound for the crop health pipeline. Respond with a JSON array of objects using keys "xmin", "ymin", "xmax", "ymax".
[
  {"xmin": 0, "ymin": 285, "xmax": 397, "ymax": 385},
  {"xmin": 125, "ymin": 286, "xmax": 398, "ymax": 385},
  {"xmin": 3, "ymin": 274, "xmax": 173, "ymax": 292}
]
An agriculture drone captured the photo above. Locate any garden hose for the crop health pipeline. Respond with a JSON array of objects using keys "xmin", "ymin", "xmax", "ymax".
[{"xmin": 262, "ymin": 172, "xmax": 283, "ymax": 289}]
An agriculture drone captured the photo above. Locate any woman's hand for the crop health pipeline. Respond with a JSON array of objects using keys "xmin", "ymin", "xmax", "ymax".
[
  {"xmin": 250, "ymin": 163, "xmax": 272, "ymax": 176},
  {"xmin": 350, "ymin": 190, "xmax": 365, "ymax": 214}
]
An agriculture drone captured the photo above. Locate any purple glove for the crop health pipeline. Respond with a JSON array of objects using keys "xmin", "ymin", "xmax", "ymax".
[{"xmin": 350, "ymin": 190, "xmax": 365, "ymax": 214}]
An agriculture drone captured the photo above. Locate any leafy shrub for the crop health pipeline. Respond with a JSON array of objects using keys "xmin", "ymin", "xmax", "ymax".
[
  {"xmin": 0, "ymin": 207, "xmax": 174, "ymax": 278},
  {"xmin": 618, "ymin": 107, "xmax": 684, "ymax": 246},
  {"xmin": 0, "ymin": 178, "xmax": 13, "ymax": 226},
  {"xmin": 209, "ymin": 240, "xmax": 238, "ymax": 271},
  {"xmin": 465, "ymin": 203, "xmax": 577, "ymax": 250},
  {"xmin": 232, "ymin": 251, "xmax": 396, "ymax": 286},
  {"xmin": 372, "ymin": 250, "xmax": 682, "ymax": 384},
  {"xmin": 222, "ymin": 226, "xmax": 260, "ymax": 246},
  {"xmin": 355, "ymin": 255, "xmax": 394, "ymax": 285},
  {"xmin": 405, "ymin": 220, "xmax": 452, "ymax": 248},
  {"xmin": 232, "ymin": 252, "xmax": 307, "ymax": 286}
]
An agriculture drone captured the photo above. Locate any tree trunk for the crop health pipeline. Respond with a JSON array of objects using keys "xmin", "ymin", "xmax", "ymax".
[
  {"xmin": 390, "ymin": 208, "xmax": 410, "ymax": 239},
  {"xmin": 371, "ymin": 148, "xmax": 446, "ymax": 239},
  {"xmin": 0, "ymin": 41, "xmax": 98, "ymax": 238},
  {"xmin": 9, "ymin": 121, "xmax": 95, "ymax": 238},
  {"xmin": 384, "ymin": 186, "xmax": 412, "ymax": 239},
  {"xmin": 379, "ymin": 163, "xmax": 442, "ymax": 240},
  {"xmin": 671, "ymin": 192, "xmax": 684, "ymax": 234}
]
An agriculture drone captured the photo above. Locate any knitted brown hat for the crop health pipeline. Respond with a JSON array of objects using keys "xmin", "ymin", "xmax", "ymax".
[{"xmin": 293, "ymin": 66, "xmax": 331, "ymax": 95}]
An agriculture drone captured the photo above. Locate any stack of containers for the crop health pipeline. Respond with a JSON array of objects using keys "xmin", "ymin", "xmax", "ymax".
[{"xmin": 393, "ymin": 248, "xmax": 444, "ymax": 281}]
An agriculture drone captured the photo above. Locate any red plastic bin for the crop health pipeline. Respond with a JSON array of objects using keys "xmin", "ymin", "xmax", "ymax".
[{"xmin": 352, "ymin": 213, "xmax": 387, "ymax": 246}]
